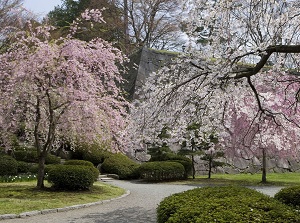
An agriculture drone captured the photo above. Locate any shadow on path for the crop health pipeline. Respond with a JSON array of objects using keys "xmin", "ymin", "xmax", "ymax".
[{"xmin": 71, "ymin": 207, "xmax": 155, "ymax": 223}]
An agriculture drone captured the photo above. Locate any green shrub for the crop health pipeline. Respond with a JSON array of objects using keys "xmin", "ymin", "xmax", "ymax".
[
  {"xmin": 64, "ymin": 159, "xmax": 94, "ymax": 167},
  {"xmin": 28, "ymin": 164, "xmax": 39, "ymax": 174},
  {"xmin": 26, "ymin": 164, "xmax": 57, "ymax": 175},
  {"xmin": 149, "ymin": 152, "xmax": 175, "ymax": 162},
  {"xmin": 71, "ymin": 143, "xmax": 111, "ymax": 165},
  {"xmin": 17, "ymin": 161, "xmax": 31, "ymax": 173},
  {"xmin": 45, "ymin": 164, "xmax": 57, "ymax": 174},
  {"xmin": 14, "ymin": 150, "xmax": 37, "ymax": 163},
  {"xmin": 157, "ymin": 186, "xmax": 300, "ymax": 223},
  {"xmin": 149, "ymin": 153, "xmax": 192, "ymax": 177},
  {"xmin": 45, "ymin": 154, "xmax": 61, "ymax": 164},
  {"xmin": 275, "ymin": 186, "xmax": 300, "ymax": 208},
  {"xmin": 13, "ymin": 149, "xmax": 61, "ymax": 165},
  {"xmin": 101, "ymin": 153, "xmax": 140, "ymax": 179},
  {"xmin": 82, "ymin": 150, "xmax": 111, "ymax": 166},
  {"xmin": 139, "ymin": 161, "xmax": 185, "ymax": 181},
  {"xmin": 169, "ymin": 158, "xmax": 192, "ymax": 177},
  {"xmin": 0, "ymin": 155, "xmax": 18, "ymax": 176},
  {"xmin": 148, "ymin": 146, "xmax": 173, "ymax": 161},
  {"xmin": 48, "ymin": 165, "xmax": 95, "ymax": 190},
  {"xmin": 64, "ymin": 160, "xmax": 99, "ymax": 180}
]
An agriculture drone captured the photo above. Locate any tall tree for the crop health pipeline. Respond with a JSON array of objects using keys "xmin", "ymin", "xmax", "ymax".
[
  {"xmin": 47, "ymin": 0, "xmax": 91, "ymax": 27},
  {"xmin": 47, "ymin": 0, "xmax": 125, "ymax": 48},
  {"xmin": 129, "ymin": 0, "xmax": 300, "ymax": 182},
  {"xmin": 0, "ymin": 0, "xmax": 36, "ymax": 49},
  {"xmin": 0, "ymin": 9, "xmax": 129, "ymax": 189},
  {"xmin": 125, "ymin": 0, "xmax": 185, "ymax": 50}
]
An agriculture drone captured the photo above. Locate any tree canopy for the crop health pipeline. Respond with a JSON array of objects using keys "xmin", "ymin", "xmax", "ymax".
[
  {"xmin": 47, "ymin": 0, "xmax": 125, "ymax": 48},
  {"xmin": 0, "ymin": 9, "xmax": 129, "ymax": 188},
  {"xmin": 129, "ymin": 0, "xmax": 300, "ymax": 180}
]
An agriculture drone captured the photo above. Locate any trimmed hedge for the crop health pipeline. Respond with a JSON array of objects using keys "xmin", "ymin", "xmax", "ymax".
[
  {"xmin": 0, "ymin": 155, "xmax": 18, "ymax": 176},
  {"xmin": 48, "ymin": 165, "xmax": 95, "ymax": 190},
  {"xmin": 27, "ymin": 164, "xmax": 56, "ymax": 175},
  {"xmin": 82, "ymin": 150, "xmax": 111, "ymax": 166},
  {"xmin": 139, "ymin": 161, "xmax": 185, "ymax": 181},
  {"xmin": 45, "ymin": 154, "xmax": 61, "ymax": 164},
  {"xmin": 64, "ymin": 160, "xmax": 99, "ymax": 180},
  {"xmin": 14, "ymin": 150, "xmax": 37, "ymax": 163},
  {"xmin": 71, "ymin": 143, "xmax": 111, "ymax": 165},
  {"xmin": 64, "ymin": 159, "xmax": 94, "ymax": 167},
  {"xmin": 275, "ymin": 186, "xmax": 300, "ymax": 208},
  {"xmin": 101, "ymin": 153, "xmax": 140, "ymax": 179},
  {"xmin": 149, "ymin": 153, "xmax": 192, "ymax": 177},
  {"xmin": 13, "ymin": 150, "xmax": 61, "ymax": 164},
  {"xmin": 157, "ymin": 186, "xmax": 300, "ymax": 223},
  {"xmin": 169, "ymin": 159, "xmax": 192, "ymax": 178},
  {"xmin": 28, "ymin": 164, "xmax": 39, "ymax": 174},
  {"xmin": 17, "ymin": 161, "xmax": 32, "ymax": 173}
]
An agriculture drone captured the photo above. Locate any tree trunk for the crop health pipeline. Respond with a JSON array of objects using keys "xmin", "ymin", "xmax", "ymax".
[
  {"xmin": 261, "ymin": 148, "xmax": 267, "ymax": 183},
  {"xmin": 192, "ymin": 155, "xmax": 195, "ymax": 179},
  {"xmin": 208, "ymin": 157, "xmax": 212, "ymax": 179},
  {"xmin": 36, "ymin": 153, "xmax": 46, "ymax": 189},
  {"xmin": 123, "ymin": 0, "xmax": 129, "ymax": 54}
]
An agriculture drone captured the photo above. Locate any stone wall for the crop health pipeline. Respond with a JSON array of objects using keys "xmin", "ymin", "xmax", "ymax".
[
  {"xmin": 194, "ymin": 155, "xmax": 300, "ymax": 176},
  {"xmin": 133, "ymin": 47, "xmax": 178, "ymax": 99}
]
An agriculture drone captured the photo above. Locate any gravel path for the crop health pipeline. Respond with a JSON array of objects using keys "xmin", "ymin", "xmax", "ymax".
[{"xmin": 0, "ymin": 180, "xmax": 283, "ymax": 223}]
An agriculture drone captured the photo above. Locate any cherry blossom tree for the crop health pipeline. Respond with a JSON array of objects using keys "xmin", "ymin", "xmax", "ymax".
[
  {"xmin": 129, "ymin": 0, "xmax": 300, "ymax": 181},
  {"xmin": 223, "ymin": 73, "xmax": 300, "ymax": 182},
  {"xmin": 0, "ymin": 9, "xmax": 130, "ymax": 189}
]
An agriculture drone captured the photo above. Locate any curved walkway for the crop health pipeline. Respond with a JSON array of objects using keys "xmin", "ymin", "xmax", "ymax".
[{"xmin": 1, "ymin": 180, "xmax": 283, "ymax": 223}]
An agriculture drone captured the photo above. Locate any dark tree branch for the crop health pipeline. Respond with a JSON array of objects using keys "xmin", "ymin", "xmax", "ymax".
[
  {"xmin": 247, "ymin": 76, "xmax": 264, "ymax": 112},
  {"xmin": 234, "ymin": 45, "xmax": 300, "ymax": 79}
]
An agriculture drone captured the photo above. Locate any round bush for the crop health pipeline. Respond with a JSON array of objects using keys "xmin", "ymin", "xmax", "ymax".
[
  {"xmin": 64, "ymin": 160, "xmax": 99, "ymax": 180},
  {"xmin": 169, "ymin": 159, "xmax": 192, "ymax": 178},
  {"xmin": 48, "ymin": 165, "xmax": 95, "ymax": 190},
  {"xmin": 13, "ymin": 149, "xmax": 60, "ymax": 164},
  {"xmin": 149, "ymin": 153, "xmax": 192, "ymax": 177},
  {"xmin": 149, "ymin": 151, "xmax": 177, "ymax": 162},
  {"xmin": 275, "ymin": 186, "xmax": 300, "ymax": 208},
  {"xmin": 26, "ymin": 164, "xmax": 56, "ymax": 175},
  {"xmin": 17, "ymin": 161, "xmax": 31, "ymax": 173},
  {"xmin": 82, "ymin": 150, "xmax": 111, "ymax": 166},
  {"xmin": 101, "ymin": 153, "xmax": 140, "ymax": 179},
  {"xmin": 45, "ymin": 154, "xmax": 61, "ymax": 164},
  {"xmin": 71, "ymin": 143, "xmax": 111, "ymax": 165},
  {"xmin": 28, "ymin": 164, "xmax": 39, "ymax": 174},
  {"xmin": 45, "ymin": 164, "xmax": 57, "ymax": 174},
  {"xmin": 0, "ymin": 155, "xmax": 18, "ymax": 176},
  {"xmin": 64, "ymin": 159, "xmax": 94, "ymax": 167},
  {"xmin": 157, "ymin": 186, "xmax": 300, "ymax": 223},
  {"xmin": 139, "ymin": 161, "xmax": 185, "ymax": 181},
  {"xmin": 13, "ymin": 150, "xmax": 37, "ymax": 163}
]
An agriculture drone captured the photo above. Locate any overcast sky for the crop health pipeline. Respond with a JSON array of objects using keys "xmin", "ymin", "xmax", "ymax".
[{"xmin": 22, "ymin": 0, "xmax": 62, "ymax": 18}]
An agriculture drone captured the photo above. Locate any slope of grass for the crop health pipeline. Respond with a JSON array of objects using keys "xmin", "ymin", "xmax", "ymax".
[
  {"xmin": 0, "ymin": 181, "xmax": 125, "ymax": 215},
  {"xmin": 176, "ymin": 173, "xmax": 300, "ymax": 186}
]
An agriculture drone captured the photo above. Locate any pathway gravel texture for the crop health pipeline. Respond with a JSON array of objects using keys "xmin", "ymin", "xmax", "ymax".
[{"xmin": 0, "ymin": 180, "xmax": 283, "ymax": 223}]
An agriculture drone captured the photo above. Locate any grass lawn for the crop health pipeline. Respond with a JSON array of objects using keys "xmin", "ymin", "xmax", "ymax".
[
  {"xmin": 0, "ymin": 181, "xmax": 125, "ymax": 215},
  {"xmin": 176, "ymin": 172, "xmax": 300, "ymax": 186}
]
